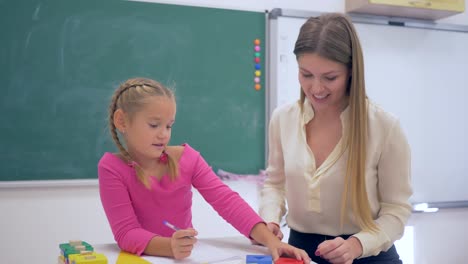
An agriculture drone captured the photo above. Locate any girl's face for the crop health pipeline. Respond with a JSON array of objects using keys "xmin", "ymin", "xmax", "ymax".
[
  {"xmin": 298, "ymin": 53, "xmax": 350, "ymax": 113},
  {"xmin": 123, "ymin": 96, "xmax": 176, "ymax": 162}
]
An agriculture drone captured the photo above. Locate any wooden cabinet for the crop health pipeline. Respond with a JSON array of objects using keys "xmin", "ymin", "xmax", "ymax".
[{"xmin": 345, "ymin": 0, "xmax": 465, "ymax": 20}]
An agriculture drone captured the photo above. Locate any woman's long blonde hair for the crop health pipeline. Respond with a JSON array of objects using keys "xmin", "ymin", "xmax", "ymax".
[
  {"xmin": 108, "ymin": 77, "xmax": 179, "ymax": 188},
  {"xmin": 294, "ymin": 13, "xmax": 378, "ymax": 233}
]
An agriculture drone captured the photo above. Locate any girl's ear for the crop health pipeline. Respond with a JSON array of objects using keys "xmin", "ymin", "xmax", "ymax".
[{"xmin": 113, "ymin": 109, "xmax": 127, "ymax": 133}]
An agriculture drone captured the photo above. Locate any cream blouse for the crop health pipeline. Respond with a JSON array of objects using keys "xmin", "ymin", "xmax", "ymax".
[{"xmin": 259, "ymin": 99, "xmax": 412, "ymax": 257}]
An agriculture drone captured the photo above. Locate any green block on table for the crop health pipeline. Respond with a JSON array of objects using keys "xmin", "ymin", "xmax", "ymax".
[{"xmin": 60, "ymin": 241, "xmax": 94, "ymax": 258}]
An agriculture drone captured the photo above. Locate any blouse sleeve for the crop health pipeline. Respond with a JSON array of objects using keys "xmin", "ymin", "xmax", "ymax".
[
  {"xmin": 259, "ymin": 108, "xmax": 287, "ymax": 224},
  {"xmin": 353, "ymin": 119, "xmax": 413, "ymax": 257},
  {"xmin": 98, "ymin": 161, "xmax": 156, "ymax": 256}
]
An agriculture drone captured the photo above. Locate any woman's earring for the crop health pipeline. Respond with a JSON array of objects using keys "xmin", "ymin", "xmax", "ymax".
[{"xmin": 159, "ymin": 150, "xmax": 169, "ymax": 164}]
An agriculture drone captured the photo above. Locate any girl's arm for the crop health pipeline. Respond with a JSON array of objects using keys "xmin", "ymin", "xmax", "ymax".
[
  {"xmin": 98, "ymin": 161, "xmax": 156, "ymax": 255},
  {"xmin": 144, "ymin": 229, "xmax": 197, "ymax": 259},
  {"xmin": 187, "ymin": 144, "xmax": 309, "ymax": 262},
  {"xmin": 250, "ymin": 222, "xmax": 311, "ymax": 262},
  {"xmin": 99, "ymin": 158, "xmax": 198, "ymax": 259}
]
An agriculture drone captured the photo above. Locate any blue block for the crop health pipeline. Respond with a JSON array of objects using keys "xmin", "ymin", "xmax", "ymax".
[{"xmin": 246, "ymin": 254, "xmax": 273, "ymax": 264}]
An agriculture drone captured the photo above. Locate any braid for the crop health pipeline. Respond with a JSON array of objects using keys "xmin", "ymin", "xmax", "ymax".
[
  {"xmin": 108, "ymin": 80, "xmax": 151, "ymax": 187},
  {"xmin": 108, "ymin": 83, "xmax": 133, "ymax": 162}
]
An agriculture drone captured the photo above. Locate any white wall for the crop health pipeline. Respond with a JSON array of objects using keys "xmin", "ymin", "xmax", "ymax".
[
  {"xmin": 1, "ymin": 1, "xmax": 468, "ymax": 264},
  {"xmin": 0, "ymin": 180, "xmax": 261, "ymax": 264}
]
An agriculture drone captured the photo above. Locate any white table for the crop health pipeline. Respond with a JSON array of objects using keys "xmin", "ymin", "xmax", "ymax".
[{"xmin": 94, "ymin": 236, "xmax": 271, "ymax": 264}]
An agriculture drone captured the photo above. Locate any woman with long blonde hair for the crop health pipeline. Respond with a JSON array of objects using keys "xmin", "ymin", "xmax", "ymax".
[{"xmin": 260, "ymin": 13, "xmax": 412, "ymax": 264}]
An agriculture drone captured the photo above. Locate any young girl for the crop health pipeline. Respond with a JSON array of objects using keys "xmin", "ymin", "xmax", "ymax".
[{"xmin": 98, "ymin": 77, "xmax": 310, "ymax": 262}]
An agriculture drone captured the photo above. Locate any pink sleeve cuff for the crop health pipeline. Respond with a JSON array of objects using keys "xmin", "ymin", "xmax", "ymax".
[{"xmin": 118, "ymin": 229, "xmax": 157, "ymax": 256}]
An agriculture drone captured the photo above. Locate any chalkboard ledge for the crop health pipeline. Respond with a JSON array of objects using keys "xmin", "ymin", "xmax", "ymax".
[{"xmin": 0, "ymin": 179, "xmax": 98, "ymax": 189}]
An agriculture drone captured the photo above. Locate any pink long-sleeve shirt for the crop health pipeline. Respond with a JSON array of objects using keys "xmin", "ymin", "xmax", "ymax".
[{"xmin": 98, "ymin": 143, "xmax": 263, "ymax": 255}]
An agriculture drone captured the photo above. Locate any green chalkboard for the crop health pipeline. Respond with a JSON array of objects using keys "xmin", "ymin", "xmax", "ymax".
[{"xmin": 0, "ymin": 0, "xmax": 265, "ymax": 181}]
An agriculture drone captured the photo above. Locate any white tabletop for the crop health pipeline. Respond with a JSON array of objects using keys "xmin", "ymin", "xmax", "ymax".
[{"xmin": 94, "ymin": 236, "xmax": 271, "ymax": 264}]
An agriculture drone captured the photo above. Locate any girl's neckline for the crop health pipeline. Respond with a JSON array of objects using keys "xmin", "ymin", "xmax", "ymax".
[{"xmin": 108, "ymin": 143, "xmax": 188, "ymax": 169}]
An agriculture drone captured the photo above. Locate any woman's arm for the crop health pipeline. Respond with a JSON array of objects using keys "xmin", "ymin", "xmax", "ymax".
[
  {"xmin": 259, "ymin": 108, "xmax": 287, "ymax": 226},
  {"xmin": 353, "ymin": 119, "xmax": 412, "ymax": 257}
]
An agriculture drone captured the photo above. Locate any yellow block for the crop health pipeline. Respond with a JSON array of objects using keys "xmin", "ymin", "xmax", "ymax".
[
  {"xmin": 69, "ymin": 252, "xmax": 107, "ymax": 264},
  {"xmin": 116, "ymin": 251, "xmax": 151, "ymax": 264}
]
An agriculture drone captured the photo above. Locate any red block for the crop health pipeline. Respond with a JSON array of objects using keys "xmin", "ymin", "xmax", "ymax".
[{"xmin": 275, "ymin": 257, "xmax": 304, "ymax": 264}]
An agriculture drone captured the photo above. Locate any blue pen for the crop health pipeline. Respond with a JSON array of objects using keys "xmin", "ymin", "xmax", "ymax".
[
  {"xmin": 163, "ymin": 220, "xmax": 195, "ymax": 238},
  {"xmin": 163, "ymin": 220, "xmax": 180, "ymax": 231}
]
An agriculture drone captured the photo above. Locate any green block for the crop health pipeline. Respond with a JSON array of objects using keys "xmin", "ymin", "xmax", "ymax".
[{"xmin": 59, "ymin": 241, "xmax": 93, "ymax": 259}]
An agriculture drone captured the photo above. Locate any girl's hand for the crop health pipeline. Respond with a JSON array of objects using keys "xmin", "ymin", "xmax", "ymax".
[
  {"xmin": 267, "ymin": 222, "xmax": 284, "ymax": 240},
  {"xmin": 315, "ymin": 236, "xmax": 363, "ymax": 264},
  {"xmin": 170, "ymin": 228, "xmax": 198, "ymax": 259},
  {"xmin": 251, "ymin": 222, "xmax": 284, "ymax": 245},
  {"xmin": 266, "ymin": 240, "xmax": 311, "ymax": 263},
  {"xmin": 249, "ymin": 222, "xmax": 309, "ymax": 262}
]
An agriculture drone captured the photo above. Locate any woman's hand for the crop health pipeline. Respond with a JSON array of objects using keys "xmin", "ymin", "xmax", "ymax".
[
  {"xmin": 170, "ymin": 228, "xmax": 198, "ymax": 259},
  {"xmin": 315, "ymin": 236, "xmax": 363, "ymax": 264}
]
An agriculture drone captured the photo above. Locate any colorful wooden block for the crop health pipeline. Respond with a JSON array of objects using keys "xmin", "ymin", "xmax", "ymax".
[
  {"xmin": 69, "ymin": 252, "xmax": 107, "ymax": 264},
  {"xmin": 60, "ymin": 241, "xmax": 94, "ymax": 259},
  {"xmin": 246, "ymin": 254, "xmax": 273, "ymax": 264},
  {"xmin": 116, "ymin": 251, "xmax": 151, "ymax": 264},
  {"xmin": 275, "ymin": 257, "xmax": 304, "ymax": 264}
]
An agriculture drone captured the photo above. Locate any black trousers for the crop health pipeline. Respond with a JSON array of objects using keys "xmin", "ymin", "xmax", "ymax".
[{"xmin": 288, "ymin": 229, "xmax": 403, "ymax": 264}]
